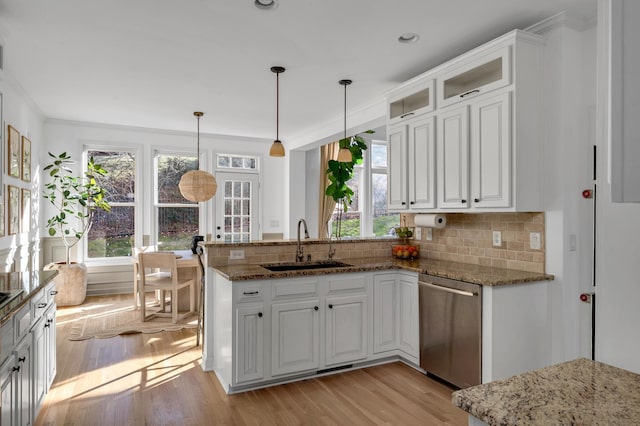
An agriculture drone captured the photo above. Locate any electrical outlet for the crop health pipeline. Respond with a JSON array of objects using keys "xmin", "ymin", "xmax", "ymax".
[
  {"xmin": 414, "ymin": 227, "xmax": 422, "ymax": 240},
  {"xmin": 426, "ymin": 228, "xmax": 433, "ymax": 241},
  {"xmin": 530, "ymin": 232, "xmax": 541, "ymax": 250},
  {"xmin": 492, "ymin": 231, "xmax": 502, "ymax": 247},
  {"xmin": 230, "ymin": 249, "xmax": 245, "ymax": 260}
]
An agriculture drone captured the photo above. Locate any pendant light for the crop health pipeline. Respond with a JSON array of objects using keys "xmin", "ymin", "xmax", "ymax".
[
  {"xmin": 269, "ymin": 66, "xmax": 286, "ymax": 157},
  {"xmin": 337, "ymin": 79, "xmax": 353, "ymax": 163},
  {"xmin": 178, "ymin": 112, "xmax": 218, "ymax": 202}
]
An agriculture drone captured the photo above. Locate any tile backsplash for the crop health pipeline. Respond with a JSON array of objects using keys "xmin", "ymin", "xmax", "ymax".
[{"xmin": 406, "ymin": 212, "xmax": 545, "ymax": 273}]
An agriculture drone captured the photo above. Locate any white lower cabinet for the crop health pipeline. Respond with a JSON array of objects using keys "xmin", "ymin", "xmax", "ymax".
[
  {"xmin": 235, "ymin": 303, "xmax": 265, "ymax": 384},
  {"xmin": 271, "ymin": 299, "xmax": 320, "ymax": 376},
  {"xmin": 373, "ymin": 273, "xmax": 419, "ymax": 362},
  {"xmin": 210, "ymin": 271, "xmax": 419, "ymax": 393},
  {"xmin": 0, "ymin": 283, "xmax": 57, "ymax": 426},
  {"xmin": 325, "ymin": 294, "xmax": 368, "ymax": 366}
]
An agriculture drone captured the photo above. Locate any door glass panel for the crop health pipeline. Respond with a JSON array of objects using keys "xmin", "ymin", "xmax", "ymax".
[{"xmin": 221, "ymin": 176, "xmax": 254, "ymax": 242}]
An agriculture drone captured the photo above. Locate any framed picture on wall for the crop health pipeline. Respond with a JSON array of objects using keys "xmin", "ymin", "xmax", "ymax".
[
  {"xmin": 21, "ymin": 188, "xmax": 30, "ymax": 234},
  {"xmin": 7, "ymin": 125, "xmax": 21, "ymax": 178},
  {"xmin": 21, "ymin": 136, "xmax": 31, "ymax": 182},
  {"xmin": 8, "ymin": 185, "xmax": 20, "ymax": 235}
]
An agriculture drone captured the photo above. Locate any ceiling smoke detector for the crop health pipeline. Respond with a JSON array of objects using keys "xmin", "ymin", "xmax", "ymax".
[
  {"xmin": 255, "ymin": 0, "xmax": 277, "ymax": 10},
  {"xmin": 398, "ymin": 33, "xmax": 420, "ymax": 44}
]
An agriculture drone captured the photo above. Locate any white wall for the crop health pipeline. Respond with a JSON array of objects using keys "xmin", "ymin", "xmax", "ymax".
[
  {"xmin": 0, "ymin": 68, "xmax": 45, "ymax": 271},
  {"xmin": 41, "ymin": 119, "xmax": 286, "ymax": 262}
]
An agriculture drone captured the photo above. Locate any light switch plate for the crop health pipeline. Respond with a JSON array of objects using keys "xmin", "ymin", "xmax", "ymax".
[
  {"xmin": 492, "ymin": 231, "xmax": 502, "ymax": 247},
  {"xmin": 414, "ymin": 227, "xmax": 422, "ymax": 240},
  {"xmin": 530, "ymin": 232, "xmax": 541, "ymax": 250},
  {"xmin": 426, "ymin": 228, "xmax": 433, "ymax": 241},
  {"xmin": 230, "ymin": 250, "xmax": 245, "ymax": 260}
]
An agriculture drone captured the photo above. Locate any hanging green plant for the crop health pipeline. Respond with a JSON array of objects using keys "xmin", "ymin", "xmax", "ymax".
[{"xmin": 325, "ymin": 130, "xmax": 373, "ymax": 236}]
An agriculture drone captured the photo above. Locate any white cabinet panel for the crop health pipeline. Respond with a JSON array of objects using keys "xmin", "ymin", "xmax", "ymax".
[
  {"xmin": 409, "ymin": 116, "xmax": 437, "ymax": 209},
  {"xmin": 235, "ymin": 304, "xmax": 265, "ymax": 384},
  {"xmin": 388, "ymin": 124, "xmax": 408, "ymax": 210},
  {"xmin": 373, "ymin": 275, "xmax": 398, "ymax": 353},
  {"xmin": 1, "ymin": 356, "xmax": 16, "ymax": 426},
  {"xmin": 471, "ymin": 92, "xmax": 511, "ymax": 208},
  {"xmin": 325, "ymin": 294, "xmax": 368, "ymax": 366},
  {"xmin": 271, "ymin": 300, "xmax": 320, "ymax": 376},
  {"xmin": 398, "ymin": 277, "xmax": 419, "ymax": 359},
  {"xmin": 438, "ymin": 106, "xmax": 470, "ymax": 209}
]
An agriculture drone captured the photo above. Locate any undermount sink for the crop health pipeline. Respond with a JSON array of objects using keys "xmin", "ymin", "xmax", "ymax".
[{"xmin": 260, "ymin": 261, "xmax": 353, "ymax": 272}]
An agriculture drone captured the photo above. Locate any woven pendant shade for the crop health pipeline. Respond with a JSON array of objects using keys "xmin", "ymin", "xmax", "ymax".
[
  {"xmin": 179, "ymin": 170, "xmax": 217, "ymax": 202},
  {"xmin": 178, "ymin": 111, "xmax": 217, "ymax": 202}
]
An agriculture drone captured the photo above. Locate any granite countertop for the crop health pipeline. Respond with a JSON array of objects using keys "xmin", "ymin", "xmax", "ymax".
[
  {"xmin": 452, "ymin": 358, "xmax": 640, "ymax": 425},
  {"xmin": 0, "ymin": 270, "xmax": 59, "ymax": 325},
  {"xmin": 211, "ymin": 256, "xmax": 553, "ymax": 286}
]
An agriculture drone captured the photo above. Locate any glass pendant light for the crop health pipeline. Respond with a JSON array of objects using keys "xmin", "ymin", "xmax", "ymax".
[
  {"xmin": 269, "ymin": 66, "xmax": 286, "ymax": 157},
  {"xmin": 337, "ymin": 79, "xmax": 353, "ymax": 163},
  {"xmin": 178, "ymin": 112, "xmax": 218, "ymax": 202}
]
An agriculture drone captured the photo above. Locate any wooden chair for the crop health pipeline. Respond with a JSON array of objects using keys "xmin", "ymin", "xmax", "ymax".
[
  {"xmin": 138, "ymin": 252, "xmax": 196, "ymax": 323},
  {"xmin": 132, "ymin": 245, "xmax": 158, "ymax": 310}
]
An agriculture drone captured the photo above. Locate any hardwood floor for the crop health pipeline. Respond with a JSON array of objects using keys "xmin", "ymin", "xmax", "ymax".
[{"xmin": 35, "ymin": 295, "xmax": 467, "ymax": 425}]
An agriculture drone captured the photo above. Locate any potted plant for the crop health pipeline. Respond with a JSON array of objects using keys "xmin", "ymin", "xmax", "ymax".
[
  {"xmin": 43, "ymin": 152, "xmax": 111, "ymax": 306},
  {"xmin": 325, "ymin": 131, "xmax": 372, "ymax": 237}
]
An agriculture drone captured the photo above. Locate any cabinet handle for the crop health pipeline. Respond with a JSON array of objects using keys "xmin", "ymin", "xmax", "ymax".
[
  {"xmin": 328, "ymin": 304, "xmax": 333, "ymax": 309},
  {"xmin": 216, "ymin": 234, "xmax": 221, "ymax": 239},
  {"xmin": 410, "ymin": 201, "xmax": 415, "ymax": 205},
  {"xmin": 243, "ymin": 291, "xmax": 259, "ymax": 295},
  {"xmin": 400, "ymin": 112, "xmax": 415, "ymax": 119},
  {"xmin": 50, "ymin": 290, "xmax": 58, "ymax": 296},
  {"xmin": 258, "ymin": 312, "xmax": 263, "ymax": 318},
  {"xmin": 44, "ymin": 323, "xmax": 50, "ymax": 328},
  {"xmin": 459, "ymin": 89, "xmax": 480, "ymax": 98},
  {"xmin": 38, "ymin": 303, "xmax": 47, "ymax": 309},
  {"xmin": 13, "ymin": 366, "xmax": 20, "ymax": 372},
  {"xmin": 474, "ymin": 198, "xmax": 480, "ymax": 203},
  {"xmin": 18, "ymin": 357, "xmax": 26, "ymax": 363},
  {"xmin": 401, "ymin": 202, "xmax": 406, "ymax": 205},
  {"xmin": 461, "ymin": 199, "xmax": 466, "ymax": 204},
  {"xmin": 47, "ymin": 319, "xmax": 54, "ymax": 324},
  {"xmin": 314, "ymin": 306, "xmax": 319, "ymax": 311}
]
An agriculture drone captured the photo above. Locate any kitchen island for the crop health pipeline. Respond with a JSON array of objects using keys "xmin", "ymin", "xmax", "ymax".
[{"xmin": 452, "ymin": 358, "xmax": 640, "ymax": 425}]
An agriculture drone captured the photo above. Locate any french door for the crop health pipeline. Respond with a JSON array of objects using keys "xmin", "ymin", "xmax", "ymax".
[{"xmin": 214, "ymin": 172, "xmax": 260, "ymax": 242}]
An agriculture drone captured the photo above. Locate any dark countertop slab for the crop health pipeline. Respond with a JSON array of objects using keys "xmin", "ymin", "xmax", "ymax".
[
  {"xmin": 0, "ymin": 270, "xmax": 58, "ymax": 326},
  {"xmin": 452, "ymin": 358, "xmax": 640, "ymax": 425},
  {"xmin": 210, "ymin": 256, "xmax": 553, "ymax": 286}
]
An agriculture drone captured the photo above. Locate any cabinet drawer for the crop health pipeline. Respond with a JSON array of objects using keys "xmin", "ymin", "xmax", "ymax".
[
  {"xmin": 0, "ymin": 320, "xmax": 13, "ymax": 363},
  {"xmin": 31, "ymin": 290, "xmax": 50, "ymax": 321},
  {"xmin": 234, "ymin": 283, "xmax": 265, "ymax": 303},
  {"xmin": 327, "ymin": 275, "xmax": 366, "ymax": 293},
  {"xmin": 272, "ymin": 278, "xmax": 318, "ymax": 299},
  {"xmin": 14, "ymin": 304, "xmax": 32, "ymax": 343}
]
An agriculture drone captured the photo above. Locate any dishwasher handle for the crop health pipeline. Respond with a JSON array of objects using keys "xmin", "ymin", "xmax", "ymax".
[{"xmin": 419, "ymin": 281, "xmax": 477, "ymax": 297}]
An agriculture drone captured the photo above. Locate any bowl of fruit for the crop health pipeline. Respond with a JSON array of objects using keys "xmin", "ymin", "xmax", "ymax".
[{"xmin": 392, "ymin": 244, "xmax": 420, "ymax": 259}]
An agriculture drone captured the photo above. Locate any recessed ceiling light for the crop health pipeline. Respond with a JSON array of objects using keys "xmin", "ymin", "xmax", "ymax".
[
  {"xmin": 398, "ymin": 33, "xmax": 420, "ymax": 44},
  {"xmin": 255, "ymin": 0, "xmax": 277, "ymax": 10}
]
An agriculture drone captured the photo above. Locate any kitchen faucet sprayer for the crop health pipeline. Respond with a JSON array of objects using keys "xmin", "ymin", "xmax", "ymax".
[{"xmin": 296, "ymin": 218, "xmax": 310, "ymax": 262}]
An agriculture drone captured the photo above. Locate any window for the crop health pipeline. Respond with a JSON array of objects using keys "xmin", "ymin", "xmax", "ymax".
[
  {"xmin": 330, "ymin": 139, "xmax": 399, "ymax": 238},
  {"xmin": 86, "ymin": 150, "xmax": 136, "ymax": 258},
  {"xmin": 155, "ymin": 153, "xmax": 200, "ymax": 250},
  {"xmin": 217, "ymin": 154, "xmax": 258, "ymax": 170}
]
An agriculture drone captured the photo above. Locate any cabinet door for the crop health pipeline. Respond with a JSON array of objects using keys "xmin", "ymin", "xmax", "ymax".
[
  {"xmin": 373, "ymin": 275, "xmax": 398, "ymax": 353},
  {"xmin": 397, "ymin": 277, "xmax": 419, "ymax": 359},
  {"xmin": 32, "ymin": 318, "xmax": 47, "ymax": 412},
  {"xmin": 14, "ymin": 337, "xmax": 32, "ymax": 426},
  {"xmin": 471, "ymin": 92, "xmax": 511, "ymax": 208},
  {"xmin": 387, "ymin": 124, "xmax": 408, "ymax": 210},
  {"xmin": 325, "ymin": 294, "xmax": 368, "ymax": 366},
  {"xmin": 45, "ymin": 305, "xmax": 57, "ymax": 389},
  {"xmin": 437, "ymin": 106, "xmax": 469, "ymax": 209},
  {"xmin": 1, "ymin": 356, "xmax": 15, "ymax": 426},
  {"xmin": 235, "ymin": 304, "xmax": 265, "ymax": 384},
  {"xmin": 271, "ymin": 300, "xmax": 320, "ymax": 376},
  {"xmin": 408, "ymin": 115, "xmax": 436, "ymax": 209}
]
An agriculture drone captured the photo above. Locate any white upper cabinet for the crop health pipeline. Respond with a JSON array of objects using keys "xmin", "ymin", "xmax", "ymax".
[
  {"xmin": 387, "ymin": 29, "xmax": 546, "ymax": 213},
  {"xmin": 437, "ymin": 46, "xmax": 511, "ymax": 109},
  {"xmin": 387, "ymin": 79, "xmax": 435, "ymax": 125}
]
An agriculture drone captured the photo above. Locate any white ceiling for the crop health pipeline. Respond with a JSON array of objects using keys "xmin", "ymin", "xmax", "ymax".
[{"xmin": 0, "ymin": 0, "xmax": 596, "ymax": 148}]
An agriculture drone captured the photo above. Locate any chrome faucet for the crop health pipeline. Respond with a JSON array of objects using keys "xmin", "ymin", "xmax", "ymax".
[
  {"xmin": 296, "ymin": 218, "xmax": 310, "ymax": 262},
  {"xmin": 328, "ymin": 232, "xmax": 336, "ymax": 260}
]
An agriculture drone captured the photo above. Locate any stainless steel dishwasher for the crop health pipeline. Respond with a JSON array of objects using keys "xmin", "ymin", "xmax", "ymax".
[{"xmin": 419, "ymin": 274, "xmax": 481, "ymax": 388}]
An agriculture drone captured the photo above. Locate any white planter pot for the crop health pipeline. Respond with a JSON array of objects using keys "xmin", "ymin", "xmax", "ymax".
[{"xmin": 44, "ymin": 262, "xmax": 88, "ymax": 306}]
